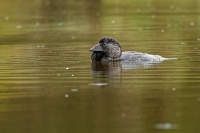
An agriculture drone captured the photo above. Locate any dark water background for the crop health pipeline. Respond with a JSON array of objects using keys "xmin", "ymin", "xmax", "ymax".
[{"xmin": 0, "ymin": 0, "xmax": 200, "ymax": 133}]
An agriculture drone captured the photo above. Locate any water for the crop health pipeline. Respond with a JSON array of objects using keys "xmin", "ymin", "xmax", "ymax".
[{"xmin": 0, "ymin": 0, "xmax": 200, "ymax": 133}]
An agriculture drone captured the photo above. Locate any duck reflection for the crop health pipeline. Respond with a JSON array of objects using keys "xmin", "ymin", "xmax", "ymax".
[
  {"xmin": 91, "ymin": 61, "xmax": 161, "ymax": 77},
  {"xmin": 90, "ymin": 61, "xmax": 162, "ymax": 88}
]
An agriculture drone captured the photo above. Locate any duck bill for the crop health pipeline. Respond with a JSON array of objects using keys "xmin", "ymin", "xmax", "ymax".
[{"xmin": 90, "ymin": 44, "xmax": 103, "ymax": 52}]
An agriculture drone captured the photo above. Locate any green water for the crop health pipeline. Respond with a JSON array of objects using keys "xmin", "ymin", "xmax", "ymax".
[{"xmin": 0, "ymin": 0, "xmax": 200, "ymax": 133}]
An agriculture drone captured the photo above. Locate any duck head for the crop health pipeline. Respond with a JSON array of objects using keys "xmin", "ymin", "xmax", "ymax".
[{"xmin": 90, "ymin": 37, "xmax": 122, "ymax": 61}]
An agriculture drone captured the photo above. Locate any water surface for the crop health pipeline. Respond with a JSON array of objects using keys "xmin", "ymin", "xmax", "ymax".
[{"xmin": 0, "ymin": 0, "xmax": 200, "ymax": 133}]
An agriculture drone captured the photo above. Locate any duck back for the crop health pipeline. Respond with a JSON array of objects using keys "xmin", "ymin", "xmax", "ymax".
[{"xmin": 120, "ymin": 51, "xmax": 176, "ymax": 62}]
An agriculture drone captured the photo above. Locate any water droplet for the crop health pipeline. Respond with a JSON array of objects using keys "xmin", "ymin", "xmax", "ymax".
[
  {"xmin": 66, "ymin": 67, "xmax": 69, "ymax": 70},
  {"xmin": 72, "ymin": 74, "xmax": 74, "ymax": 77}
]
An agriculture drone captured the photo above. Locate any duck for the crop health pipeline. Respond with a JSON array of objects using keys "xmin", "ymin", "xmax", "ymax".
[{"xmin": 90, "ymin": 37, "xmax": 177, "ymax": 62}]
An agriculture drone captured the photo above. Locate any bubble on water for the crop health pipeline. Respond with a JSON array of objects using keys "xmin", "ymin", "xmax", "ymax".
[
  {"xmin": 139, "ymin": 28, "xmax": 143, "ymax": 32},
  {"xmin": 71, "ymin": 36, "xmax": 76, "ymax": 39},
  {"xmin": 66, "ymin": 67, "xmax": 69, "ymax": 70},
  {"xmin": 155, "ymin": 123, "xmax": 178, "ymax": 129},
  {"xmin": 36, "ymin": 22, "xmax": 40, "ymax": 26},
  {"xmin": 72, "ymin": 74, "xmax": 74, "ymax": 77},
  {"xmin": 64, "ymin": 94, "xmax": 69, "ymax": 98},
  {"xmin": 111, "ymin": 20, "xmax": 116, "ymax": 24},
  {"xmin": 190, "ymin": 22, "xmax": 195, "ymax": 26},
  {"xmin": 121, "ymin": 112, "xmax": 126, "ymax": 118},
  {"xmin": 169, "ymin": 4, "xmax": 175, "ymax": 10},
  {"xmin": 89, "ymin": 83, "xmax": 108, "ymax": 86},
  {"xmin": 181, "ymin": 14, "xmax": 186, "ymax": 17},
  {"xmin": 4, "ymin": 16, "xmax": 10, "ymax": 21},
  {"xmin": 58, "ymin": 22, "xmax": 63, "ymax": 26},
  {"xmin": 96, "ymin": 12, "xmax": 101, "ymax": 16},
  {"xmin": 136, "ymin": 8, "xmax": 141, "ymax": 12},
  {"xmin": 16, "ymin": 25, "xmax": 22, "ymax": 29},
  {"xmin": 71, "ymin": 89, "xmax": 78, "ymax": 92},
  {"xmin": 45, "ymin": 0, "xmax": 50, "ymax": 6},
  {"xmin": 152, "ymin": 15, "xmax": 156, "ymax": 19},
  {"xmin": 56, "ymin": 73, "xmax": 61, "ymax": 76},
  {"xmin": 167, "ymin": 24, "xmax": 171, "ymax": 28}
]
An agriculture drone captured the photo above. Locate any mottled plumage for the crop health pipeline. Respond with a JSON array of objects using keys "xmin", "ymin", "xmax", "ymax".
[{"xmin": 90, "ymin": 37, "xmax": 177, "ymax": 62}]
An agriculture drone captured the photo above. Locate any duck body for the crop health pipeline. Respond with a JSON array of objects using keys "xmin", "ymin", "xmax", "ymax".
[
  {"xmin": 90, "ymin": 37, "xmax": 177, "ymax": 62},
  {"xmin": 121, "ymin": 51, "xmax": 169, "ymax": 62}
]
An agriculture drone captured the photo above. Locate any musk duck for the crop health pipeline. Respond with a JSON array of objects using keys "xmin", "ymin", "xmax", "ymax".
[{"xmin": 90, "ymin": 37, "xmax": 177, "ymax": 62}]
